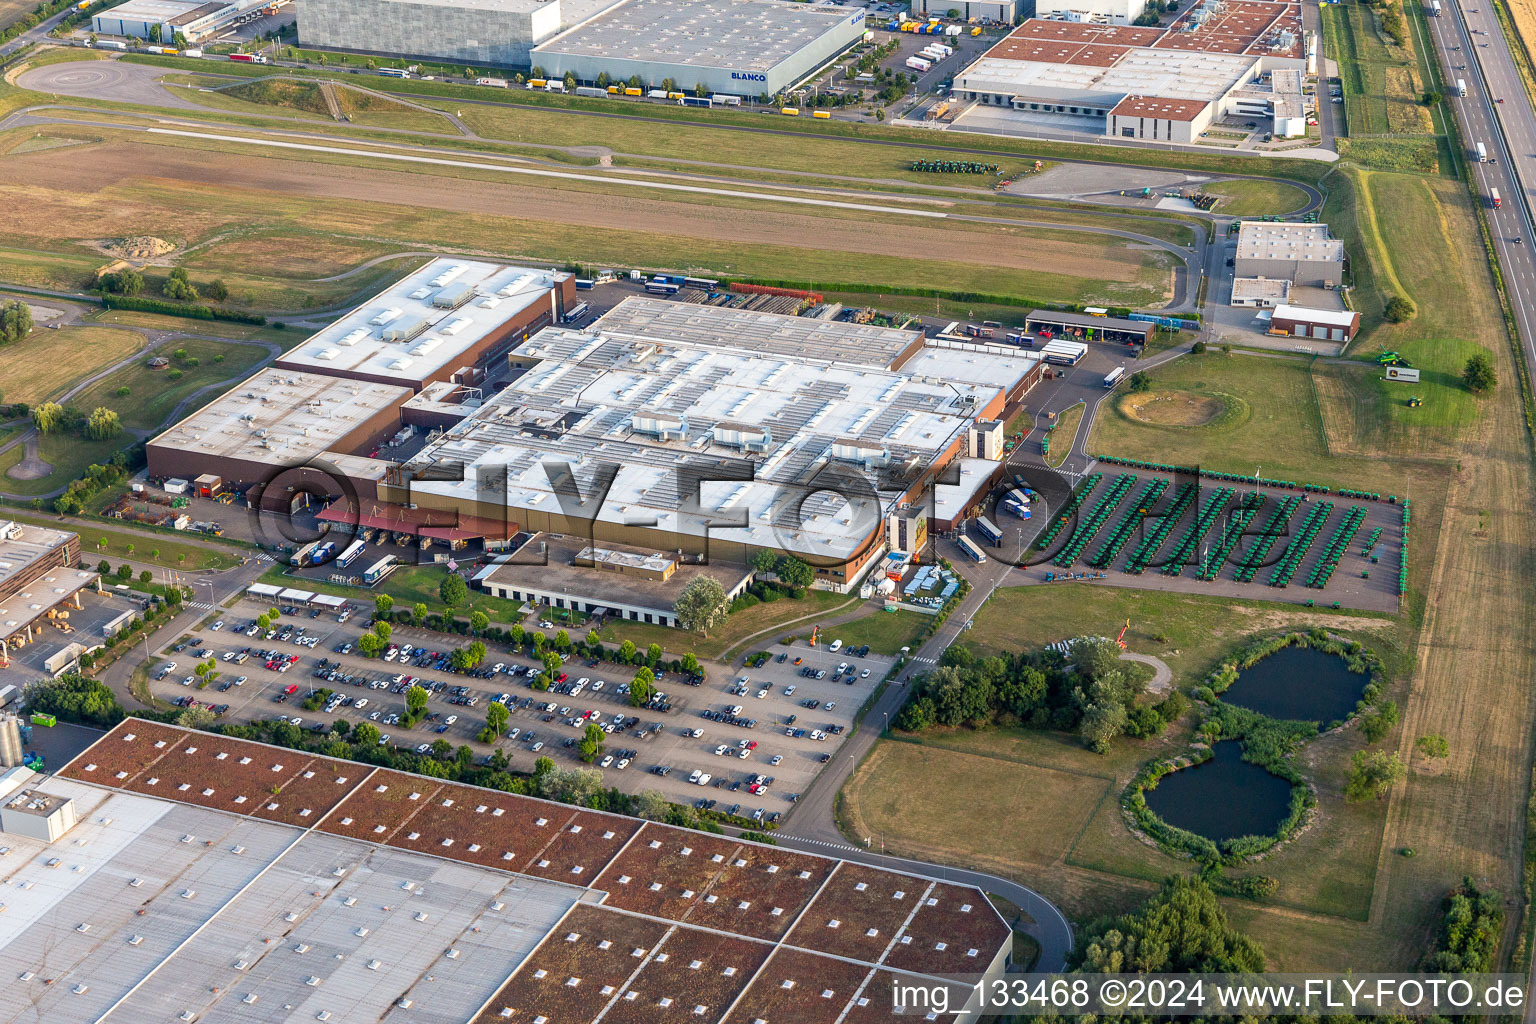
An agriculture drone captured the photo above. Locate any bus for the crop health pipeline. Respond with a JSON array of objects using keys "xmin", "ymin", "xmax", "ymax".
[
  {"xmin": 645, "ymin": 281, "xmax": 680, "ymax": 295},
  {"xmin": 575, "ymin": 277, "xmax": 595, "ymax": 290},
  {"xmin": 364, "ymin": 555, "xmax": 398, "ymax": 584},
  {"xmin": 564, "ymin": 301, "xmax": 590, "ymax": 322},
  {"xmin": 974, "ymin": 516, "xmax": 1003, "ymax": 547},
  {"xmin": 1491, "ymin": 187, "xmax": 1502, "ymax": 209},
  {"xmin": 957, "ymin": 536, "xmax": 988, "ymax": 563},
  {"xmin": 377, "ymin": 67, "xmax": 409, "ymax": 78},
  {"xmin": 1103, "ymin": 366, "xmax": 1127, "ymax": 389},
  {"xmin": 683, "ymin": 276, "xmax": 720, "ymax": 289},
  {"xmin": 337, "ymin": 539, "xmax": 366, "ymax": 568}
]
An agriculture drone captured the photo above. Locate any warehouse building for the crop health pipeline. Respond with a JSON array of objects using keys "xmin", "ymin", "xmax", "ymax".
[
  {"xmin": 299, "ymin": 0, "xmax": 627, "ymax": 68},
  {"xmin": 383, "ymin": 298, "xmax": 1042, "ymax": 590},
  {"xmin": 1233, "ymin": 220, "xmax": 1346, "ymax": 287},
  {"xmin": 1269, "ymin": 303, "xmax": 1359, "ymax": 343},
  {"xmin": 910, "ymin": 0, "xmax": 1018, "ymax": 22},
  {"xmin": 92, "ymin": 0, "xmax": 269, "ymax": 42},
  {"xmin": 42, "ymin": 721, "xmax": 1009, "ymax": 1024},
  {"xmin": 532, "ymin": 0, "xmax": 868, "ymax": 96},
  {"xmin": 1037, "ymin": 0, "xmax": 1147, "ymax": 25},
  {"xmin": 145, "ymin": 370, "xmax": 411, "ymax": 507},
  {"xmin": 0, "ymin": 521, "xmax": 98, "ymax": 669},
  {"xmin": 949, "ymin": 3, "xmax": 1310, "ymax": 142},
  {"xmin": 274, "ymin": 258, "xmax": 575, "ymax": 392}
]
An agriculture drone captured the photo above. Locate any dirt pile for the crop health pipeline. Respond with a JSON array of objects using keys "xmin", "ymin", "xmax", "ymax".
[{"xmin": 105, "ymin": 236, "xmax": 176, "ymax": 259}]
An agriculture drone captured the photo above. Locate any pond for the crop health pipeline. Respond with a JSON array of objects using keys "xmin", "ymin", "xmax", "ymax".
[
  {"xmin": 1144, "ymin": 741, "xmax": 1293, "ymax": 843},
  {"xmin": 1219, "ymin": 644, "xmax": 1367, "ymax": 723}
]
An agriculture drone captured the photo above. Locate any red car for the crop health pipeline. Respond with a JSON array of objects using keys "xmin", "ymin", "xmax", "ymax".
[
  {"xmin": 556, "ymin": 673, "xmax": 568, "ymax": 684},
  {"xmin": 284, "ymin": 684, "xmax": 298, "ymax": 695},
  {"xmin": 745, "ymin": 740, "xmax": 758, "ymax": 750}
]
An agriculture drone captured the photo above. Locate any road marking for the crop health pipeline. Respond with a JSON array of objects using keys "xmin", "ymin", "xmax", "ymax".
[{"xmin": 188, "ymin": 601, "xmax": 215, "ymax": 610}]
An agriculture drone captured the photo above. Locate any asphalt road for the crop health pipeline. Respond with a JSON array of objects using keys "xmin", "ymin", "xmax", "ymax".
[{"xmin": 1424, "ymin": 1, "xmax": 1536, "ymax": 350}]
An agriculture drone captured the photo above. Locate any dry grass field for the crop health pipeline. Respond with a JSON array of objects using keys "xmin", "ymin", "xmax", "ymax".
[
  {"xmin": 0, "ymin": 324, "xmax": 145, "ymax": 405},
  {"xmin": 0, "ymin": 131, "xmax": 1175, "ymax": 309}
]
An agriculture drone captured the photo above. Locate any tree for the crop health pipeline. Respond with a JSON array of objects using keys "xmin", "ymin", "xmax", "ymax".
[
  {"xmin": 375, "ymin": 594, "xmax": 394, "ymax": 618},
  {"xmin": 509, "ymin": 623, "xmax": 525, "ymax": 646},
  {"xmin": 85, "ymin": 406, "xmax": 122, "ymax": 440},
  {"xmin": 1190, "ymin": 339, "xmax": 1207, "ymax": 354},
  {"xmin": 1422, "ymin": 89, "xmax": 1442, "ymax": 105},
  {"xmin": 440, "ymin": 573, "xmax": 469, "ymax": 608},
  {"xmin": 116, "ymin": 563, "xmax": 132, "ymax": 580},
  {"xmin": 563, "ymin": 71, "xmax": 576, "ymax": 90},
  {"xmin": 372, "ymin": 621, "xmax": 392, "ymax": 644},
  {"xmin": 627, "ymin": 74, "xmax": 642, "ymax": 89},
  {"xmin": 148, "ymin": 22, "xmax": 161, "ymax": 41},
  {"xmin": 467, "ymin": 640, "xmax": 486, "ymax": 666},
  {"xmin": 1074, "ymin": 876, "xmax": 1265, "ymax": 973},
  {"xmin": 139, "ymin": 570, "xmax": 152, "ymax": 584},
  {"xmin": 675, "ymin": 574, "xmax": 729, "ymax": 635},
  {"xmin": 101, "ymin": 268, "xmax": 143, "ymax": 296},
  {"xmin": 405, "ymin": 683, "xmax": 429, "ymax": 716},
  {"xmin": 694, "ymin": 81, "xmax": 707, "ymax": 97},
  {"xmin": 469, "ymin": 610, "xmax": 490, "ymax": 635},
  {"xmin": 31, "ymin": 401, "xmax": 63, "ymax": 435},
  {"xmin": 1360, "ymin": 699, "xmax": 1398, "ymax": 743},
  {"xmin": 176, "ymin": 706, "xmax": 215, "ymax": 729},
  {"xmin": 578, "ymin": 721, "xmax": 605, "ymax": 762},
  {"xmin": 0, "ymin": 300, "xmax": 33, "ymax": 345},
  {"xmin": 486, "ymin": 701, "xmax": 509, "ymax": 737},
  {"xmin": 1345, "ymin": 749, "xmax": 1406, "ymax": 801},
  {"xmin": 205, "ymin": 278, "xmax": 228, "ymax": 302},
  {"xmin": 633, "ymin": 789, "xmax": 671, "ymax": 820},
  {"xmin": 750, "ymin": 548, "xmax": 778, "ymax": 574},
  {"xmin": 412, "ymin": 602, "xmax": 429, "ymax": 625},
  {"xmin": 618, "ymin": 639, "xmax": 636, "ymax": 664},
  {"xmin": 681, "ymin": 652, "xmax": 701, "ymax": 677},
  {"xmin": 597, "ymin": 71, "xmax": 611, "ymax": 87},
  {"xmin": 661, "ymin": 77, "xmax": 677, "ymax": 92},
  {"xmin": 774, "ymin": 555, "xmax": 814, "ymax": 589},
  {"xmin": 357, "ymin": 632, "xmax": 384, "ymax": 658},
  {"xmin": 1384, "ymin": 295, "xmax": 1416, "ymax": 322},
  {"xmin": 1417, "ymin": 734, "xmax": 1450, "ymax": 759},
  {"xmin": 163, "ymin": 267, "xmax": 198, "ymax": 302},
  {"xmin": 645, "ymin": 642, "xmax": 662, "ymax": 667},
  {"xmin": 23, "ymin": 674, "xmax": 124, "ymax": 729},
  {"xmin": 552, "ymin": 628, "xmax": 571, "ymax": 653},
  {"xmin": 530, "ymin": 64, "xmax": 547, "ymax": 79},
  {"xmin": 1129, "ymin": 370, "xmax": 1152, "ymax": 392},
  {"xmin": 352, "ymin": 722, "xmax": 381, "ymax": 747},
  {"xmin": 630, "ymin": 666, "xmax": 655, "ymax": 707},
  {"xmin": 1463, "ymin": 352, "xmax": 1497, "ymax": 392}
]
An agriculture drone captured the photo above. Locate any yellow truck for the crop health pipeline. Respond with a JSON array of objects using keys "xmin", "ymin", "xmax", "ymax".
[{"xmin": 780, "ymin": 106, "xmax": 799, "ymax": 116}]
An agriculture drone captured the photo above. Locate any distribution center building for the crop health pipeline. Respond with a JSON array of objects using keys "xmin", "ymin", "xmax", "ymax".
[
  {"xmin": 532, "ymin": 0, "xmax": 868, "ymax": 96},
  {"xmin": 92, "ymin": 0, "xmax": 270, "ymax": 42},
  {"xmin": 299, "ymin": 0, "xmax": 628, "ymax": 67},
  {"xmin": 1233, "ymin": 220, "xmax": 1346, "ymax": 287}
]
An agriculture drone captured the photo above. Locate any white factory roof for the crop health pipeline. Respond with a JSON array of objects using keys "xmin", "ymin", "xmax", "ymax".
[
  {"xmin": 934, "ymin": 457, "xmax": 1002, "ymax": 524},
  {"xmin": 0, "ymin": 520, "xmax": 77, "ymax": 591},
  {"xmin": 1272, "ymin": 304, "xmax": 1357, "ymax": 327},
  {"xmin": 0, "ymin": 522, "xmax": 98, "ymax": 643},
  {"xmin": 276, "ymin": 258, "xmax": 563, "ymax": 386},
  {"xmin": 0, "ymin": 776, "xmax": 578, "ymax": 1024},
  {"xmin": 402, "ymin": 302, "xmax": 1017, "ymax": 562},
  {"xmin": 93, "ymin": 0, "xmax": 229, "ymax": 20},
  {"xmin": 898, "ymin": 341, "xmax": 1041, "ymax": 389},
  {"xmin": 955, "ymin": 46, "xmax": 1256, "ymax": 105},
  {"xmin": 534, "ymin": 0, "xmax": 865, "ymax": 72},
  {"xmin": 148, "ymin": 369, "xmax": 410, "ymax": 465},
  {"xmin": 1235, "ymin": 221, "xmax": 1345, "ymax": 262}
]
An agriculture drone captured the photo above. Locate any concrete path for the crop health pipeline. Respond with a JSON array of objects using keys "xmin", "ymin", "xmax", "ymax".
[{"xmin": 1119, "ymin": 650, "xmax": 1172, "ymax": 696}]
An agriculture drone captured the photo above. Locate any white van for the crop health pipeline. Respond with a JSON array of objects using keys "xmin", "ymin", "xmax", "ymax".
[
  {"xmin": 829, "ymin": 639, "xmax": 843, "ymax": 653},
  {"xmin": 697, "ymin": 773, "xmax": 712, "ymax": 786},
  {"xmin": 688, "ymin": 768, "xmax": 702, "ymax": 784}
]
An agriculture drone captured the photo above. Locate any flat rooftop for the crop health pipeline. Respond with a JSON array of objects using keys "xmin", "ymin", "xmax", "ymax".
[
  {"xmin": 41, "ymin": 720, "xmax": 1010, "ymax": 1022},
  {"xmin": 94, "ymin": 0, "xmax": 225, "ymax": 19},
  {"xmin": 0, "ymin": 520, "xmax": 76, "ymax": 592},
  {"xmin": 590, "ymin": 296, "xmax": 925, "ymax": 369},
  {"xmin": 147, "ymin": 368, "xmax": 410, "ymax": 466},
  {"xmin": 1273, "ymin": 303, "xmax": 1358, "ymax": 327},
  {"xmin": 275, "ymin": 258, "xmax": 565, "ymax": 387},
  {"xmin": 402, "ymin": 300, "xmax": 1011, "ymax": 561},
  {"xmin": 534, "ymin": 0, "xmax": 864, "ymax": 72},
  {"xmin": 956, "ymin": 44, "xmax": 1257, "ymax": 105},
  {"xmin": 1158, "ymin": 0, "xmax": 1303, "ymax": 57},
  {"xmin": 1235, "ymin": 220, "xmax": 1345, "ymax": 262},
  {"xmin": 482, "ymin": 533, "xmax": 751, "ymax": 610},
  {"xmin": 1231, "ymin": 277, "xmax": 1291, "ymax": 301}
]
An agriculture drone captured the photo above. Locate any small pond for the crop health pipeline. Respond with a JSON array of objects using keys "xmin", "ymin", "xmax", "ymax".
[
  {"xmin": 1144, "ymin": 740, "xmax": 1293, "ymax": 843},
  {"xmin": 1218, "ymin": 644, "xmax": 1366, "ymax": 723}
]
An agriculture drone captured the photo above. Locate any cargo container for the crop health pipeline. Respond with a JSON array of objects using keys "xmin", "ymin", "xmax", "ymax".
[
  {"xmin": 647, "ymin": 88, "xmax": 668, "ymax": 98},
  {"xmin": 624, "ymin": 87, "xmax": 643, "ymax": 96},
  {"xmin": 710, "ymin": 93, "xmax": 742, "ymax": 105},
  {"xmin": 477, "ymin": 77, "xmax": 508, "ymax": 88},
  {"xmin": 0, "ymin": 684, "xmax": 16, "ymax": 708},
  {"xmin": 565, "ymin": 301, "xmax": 590, "ymax": 322},
  {"xmin": 1103, "ymin": 366, "xmax": 1127, "ymax": 389},
  {"xmin": 812, "ymin": 110, "xmax": 831, "ymax": 118},
  {"xmin": 645, "ymin": 281, "xmax": 680, "ymax": 295},
  {"xmin": 1457, "ymin": 78, "xmax": 1468, "ymax": 97},
  {"xmin": 957, "ymin": 536, "xmax": 988, "ymax": 563},
  {"xmin": 905, "ymin": 56, "xmax": 932, "ymax": 72},
  {"xmin": 228, "ymin": 53, "xmax": 267, "ymax": 63},
  {"xmin": 529, "ymin": 79, "xmax": 548, "ymax": 88},
  {"xmin": 608, "ymin": 85, "xmax": 622, "ymax": 94},
  {"xmin": 974, "ymin": 516, "xmax": 1003, "ymax": 546},
  {"xmin": 337, "ymin": 539, "xmax": 366, "ymax": 568},
  {"xmin": 574, "ymin": 86, "xmax": 606, "ymax": 97},
  {"xmin": 96, "ymin": 39, "xmax": 126, "ymax": 49},
  {"xmin": 682, "ymin": 95, "xmax": 711, "ymax": 107},
  {"xmin": 1491, "ymin": 187, "xmax": 1502, "ymax": 208},
  {"xmin": 1476, "ymin": 141, "xmax": 1488, "ymax": 162},
  {"xmin": 363, "ymin": 555, "xmax": 397, "ymax": 584},
  {"xmin": 181, "ymin": 48, "xmax": 202, "ymax": 57},
  {"xmin": 780, "ymin": 106, "xmax": 799, "ymax": 115},
  {"xmin": 1430, "ymin": 0, "xmax": 1441, "ymax": 14},
  {"xmin": 376, "ymin": 67, "xmax": 408, "ymax": 78},
  {"xmin": 666, "ymin": 91, "xmax": 685, "ymax": 100},
  {"xmin": 546, "ymin": 80, "xmax": 564, "ymax": 91},
  {"xmin": 575, "ymin": 277, "xmax": 596, "ymax": 289}
]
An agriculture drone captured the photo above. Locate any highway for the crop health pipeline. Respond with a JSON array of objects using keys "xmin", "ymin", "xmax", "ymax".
[{"xmin": 1421, "ymin": 0, "xmax": 1536, "ymax": 352}]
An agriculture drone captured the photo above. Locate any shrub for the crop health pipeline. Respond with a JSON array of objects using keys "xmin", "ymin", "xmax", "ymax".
[{"xmin": 1384, "ymin": 296, "xmax": 1415, "ymax": 322}]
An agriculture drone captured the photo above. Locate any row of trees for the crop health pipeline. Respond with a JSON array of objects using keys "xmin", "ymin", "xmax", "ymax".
[
  {"xmin": 895, "ymin": 639, "xmax": 1186, "ymax": 753},
  {"xmin": 98, "ymin": 267, "xmax": 229, "ymax": 304},
  {"xmin": 53, "ymin": 456, "xmax": 132, "ymax": 515},
  {"xmin": 31, "ymin": 401, "xmax": 121, "ymax": 441}
]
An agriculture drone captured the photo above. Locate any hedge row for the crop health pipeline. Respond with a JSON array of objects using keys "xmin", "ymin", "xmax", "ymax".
[{"xmin": 100, "ymin": 294, "xmax": 267, "ymax": 325}]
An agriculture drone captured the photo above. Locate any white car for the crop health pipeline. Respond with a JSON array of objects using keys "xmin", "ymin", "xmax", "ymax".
[
  {"xmin": 222, "ymin": 651, "xmax": 236, "ymax": 662},
  {"xmin": 369, "ymin": 711, "xmax": 381, "ymax": 720},
  {"xmin": 355, "ymin": 699, "xmax": 368, "ymax": 709},
  {"xmin": 445, "ymin": 715, "xmax": 457, "ymax": 725},
  {"xmin": 591, "ymin": 680, "xmax": 604, "ymax": 691},
  {"xmin": 716, "ymin": 744, "xmax": 730, "ymax": 755},
  {"xmin": 783, "ymin": 685, "xmax": 795, "ymax": 696},
  {"xmin": 616, "ymin": 758, "xmax": 629, "ymax": 770},
  {"xmin": 530, "ymin": 741, "xmax": 544, "ymax": 751},
  {"xmin": 737, "ymin": 748, "xmax": 749, "ymax": 759},
  {"xmin": 384, "ymin": 649, "xmax": 398, "ymax": 662},
  {"xmin": 379, "ymin": 735, "xmax": 390, "ymax": 746},
  {"xmin": 210, "ymin": 621, "xmax": 223, "ymax": 631},
  {"xmin": 861, "ymin": 669, "xmax": 871, "ymax": 678},
  {"xmin": 696, "ymin": 773, "xmax": 712, "ymax": 786},
  {"xmin": 507, "ymin": 728, "xmax": 520, "ymax": 740},
  {"xmin": 600, "ymin": 754, "xmax": 613, "ymax": 768},
  {"xmin": 769, "ymin": 754, "xmax": 783, "ymax": 765},
  {"xmin": 755, "ymin": 689, "xmax": 768, "ymax": 699},
  {"xmin": 181, "ymin": 676, "xmax": 194, "ymax": 687},
  {"xmin": 538, "ymin": 620, "xmax": 554, "ymax": 629},
  {"xmin": 417, "ymin": 743, "xmax": 431, "ymax": 754},
  {"xmin": 688, "ymin": 769, "xmax": 702, "ymax": 784},
  {"xmin": 687, "ymin": 728, "xmax": 703, "ymax": 738},
  {"xmin": 492, "ymin": 663, "xmax": 505, "ymax": 673},
  {"xmin": 233, "ymin": 676, "xmax": 246, "ymax": 686}
]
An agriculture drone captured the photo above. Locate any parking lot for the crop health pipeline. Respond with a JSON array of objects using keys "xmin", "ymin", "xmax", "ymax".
[{"xmin": 147, "ymin": 598, "xmax": 895, "ymax": 824}]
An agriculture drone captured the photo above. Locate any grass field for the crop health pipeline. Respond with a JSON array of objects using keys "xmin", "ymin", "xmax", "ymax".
[
  {"xmin": 0, "ymin": 324, "xmax": 144, "ymax": 405},
  {"xmin": 86, "ymin": 307, "xmax": 293, "ymax": 342},
  {"xmin": 0, "ymin": 508, "xmax": 242, "ymax": 570},
  {"xmin": 601, "ymin": 588, "xmax": 857, "ymax": 662},
  {"xmin": 1202, "ymin": 178, "xmax": 1312, "ymax": 217},
  {"xmin": 1045, "ymin": 402, "xmax": 1083, "ymax": 468},
  {"xmin": 820, "ymin": 607, "xmax": 931, "ymax": 657},
  {"xmin": 0, "ymin": 429, "xmax": 127, "ymax": 494},
  {"xmin": 69, "ymin": 337, "xmax": 271, "ymax": 432}
]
